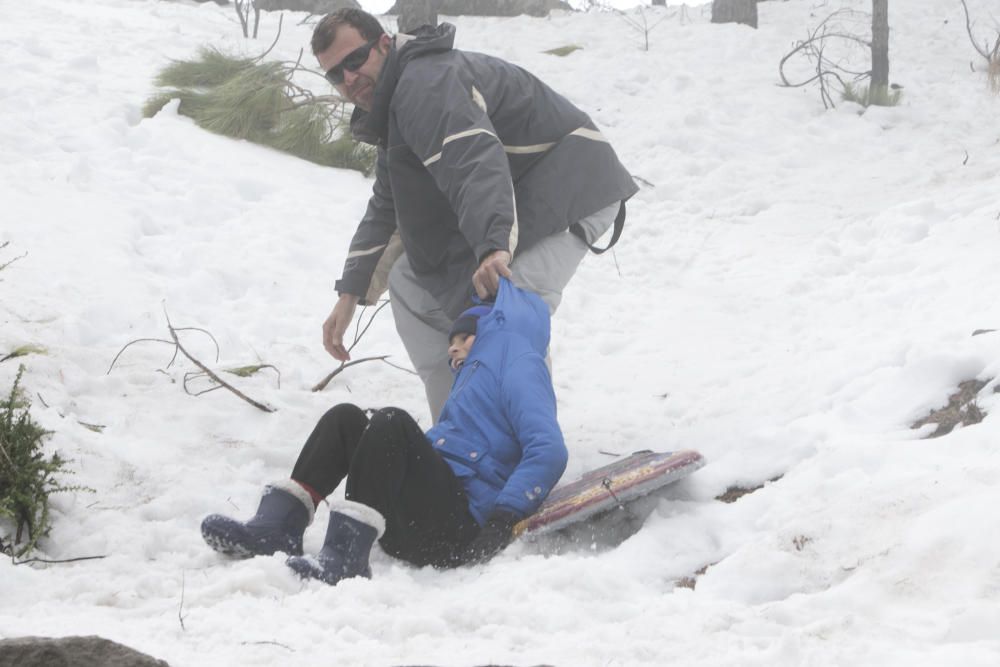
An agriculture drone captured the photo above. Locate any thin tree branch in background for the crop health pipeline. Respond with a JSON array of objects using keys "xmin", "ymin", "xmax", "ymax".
[
  {"xmin": 234, "ymin": 0, "xmax": 249, "ymax": 38},
  {"xmin": 960, "ymin": 0, "xmax": 999, "ymax": 60},
  {"xmin": 613, "ymin": 7, "xmax": 674, "ymax": 51},
  {"xmin": 253, "ymin": 13, "xmax": 283, "ymax": 62},
  {"xmin": 778, "ymin": 9, "xmax": 872, "ymax": 109}
]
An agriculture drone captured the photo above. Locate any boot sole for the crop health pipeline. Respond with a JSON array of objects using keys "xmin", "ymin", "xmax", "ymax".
[{"xmin": 201, "ymin": 529, "xmax": 257, "ymax": 559}]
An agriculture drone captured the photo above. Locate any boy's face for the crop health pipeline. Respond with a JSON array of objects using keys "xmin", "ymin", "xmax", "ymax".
[{"xmin": 448, "ymin": 333, "xmax": 476, "ymax": 371}]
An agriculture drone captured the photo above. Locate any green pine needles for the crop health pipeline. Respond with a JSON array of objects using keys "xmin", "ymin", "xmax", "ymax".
[
  {"xmin": 0, "ymin": 366, "xmax": 86, "ymax": 557},
  {"xmin": 143, "ymin": 47, "xmax": 376, "ymax": 175}
]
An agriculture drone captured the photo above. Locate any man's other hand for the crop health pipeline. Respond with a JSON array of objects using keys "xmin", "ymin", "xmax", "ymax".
[
  {"xmin": 472, "ymin": 250, "xmax": 512, "ymax": 299},
  {"xmin": 322, "ymin": 294, "xmax": 360, "ymax": 361}
]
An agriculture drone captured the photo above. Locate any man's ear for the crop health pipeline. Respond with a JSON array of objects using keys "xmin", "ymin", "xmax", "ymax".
[{"xmin": 377, "ymin": 33, "xmax": 392, "ymax": 53}]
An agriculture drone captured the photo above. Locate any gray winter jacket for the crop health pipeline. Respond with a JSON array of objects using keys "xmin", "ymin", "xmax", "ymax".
[{"xmin": 335, "ymin": 23, "xmax": 638, "ymax": 318}]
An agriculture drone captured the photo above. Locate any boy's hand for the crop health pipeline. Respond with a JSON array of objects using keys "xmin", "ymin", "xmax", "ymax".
[{"xmin": 462, "ymin": 510, "xmax": 519, "ymax": 563}]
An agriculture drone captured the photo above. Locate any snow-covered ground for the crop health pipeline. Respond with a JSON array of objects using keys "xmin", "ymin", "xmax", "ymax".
[{"xmin": 3, "ymin": 0, "xmax": 1000, "ymax": 664}]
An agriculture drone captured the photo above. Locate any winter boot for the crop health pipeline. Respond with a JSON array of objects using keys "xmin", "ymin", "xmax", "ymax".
[
  {"xmin": 286, "ymin": 500, "xmax": 385, "ymax": 585},
  {"xmin": 201, "ymin": 481, "xmax": 314, "ymax": 558}
]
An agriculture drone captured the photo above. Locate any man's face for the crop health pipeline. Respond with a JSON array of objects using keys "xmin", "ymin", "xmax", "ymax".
[
  {"xmin": 448, "ymin": 333, "xmax": 476, "ymax": 371},
  {"xmin": 316, "ymin": 27, "xmax": 390, "ymax": 112}
]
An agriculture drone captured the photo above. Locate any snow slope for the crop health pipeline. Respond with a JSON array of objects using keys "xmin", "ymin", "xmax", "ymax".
[{"xmin": 2, "ymin": 0, "xmax": 999, "ymax": 665}]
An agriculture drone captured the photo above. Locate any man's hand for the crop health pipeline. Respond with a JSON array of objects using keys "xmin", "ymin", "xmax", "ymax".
[
  {"xmin": 322, "ymin": 294, "xmax": 360, "ymax": 361},
  {"xmin": 472, "ymin": 250, "xmax": 512, "ymax": 300}
]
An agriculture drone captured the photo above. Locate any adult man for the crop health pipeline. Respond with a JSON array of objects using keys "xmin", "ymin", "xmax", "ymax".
[{"xmin": 315, "ymin": 9, "xmax": 637, "ymax": 420}]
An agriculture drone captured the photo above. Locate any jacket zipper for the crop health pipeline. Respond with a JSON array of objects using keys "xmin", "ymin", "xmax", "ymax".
[{"xmin": 452, "ymin": 360, "xmax": 480, "ymax": 396}]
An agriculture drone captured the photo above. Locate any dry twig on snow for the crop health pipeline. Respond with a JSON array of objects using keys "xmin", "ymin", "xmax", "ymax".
[
  {"xmin": 312, "ymin": 300, "xmax": 415, "ymax": 392},
  {"xmin": 107, "ymin": 305, "xmax": 276, "ymax": 413}
]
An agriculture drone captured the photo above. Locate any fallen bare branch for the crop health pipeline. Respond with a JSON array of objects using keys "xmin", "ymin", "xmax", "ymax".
[
  {"xmin": 311, "ymin": 300, "xmax": 405, "ymax": 391},
  {"xmin": 34, "ymin": 393, "xmax": 106, "ymax": 433},
  {"xmin": 0, "ymin": 249, "xmax": 28, "ymax": 272},
  {"xmin": 107, "ymin": 308, "xmax": 276, "ymax": 412},
  {"xmin": 106, "ymin": 338, "xmax": 175, "ymax": 374},
  {"xmin": 960, "ymin": 0, "xmax": 1000, "ymax": 92},
  {"xmin": 178, "ymin": 571, "xmax": 187, "ymax": 632},
  {"xmin": 241, "ymin": 640, "xmax": 294, "ymax": 652},
  {"xmin": 380, "ymin": 358, "xmax": 418, "ymax": 375},
  {"xmin": 172, "ymin": 327, "xmax": 220, "ymax": 363},
  {"xmin": 9, "ymin": 552, "xmax": 108, "ymax": 565},
  {"xmin": 162, "ymin": 306, "xmax": 275, "ymax": 412},
  {"xmin": 312, "ymin": 356, "xmax": 390, "ymax": 392}
]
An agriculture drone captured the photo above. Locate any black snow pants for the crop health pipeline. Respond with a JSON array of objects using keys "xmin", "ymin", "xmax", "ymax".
[{"xmin": 290, "ymin": 404, "xmax": 480, "ymax": 568}]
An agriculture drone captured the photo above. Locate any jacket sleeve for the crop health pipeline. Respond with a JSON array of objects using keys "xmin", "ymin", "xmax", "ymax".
[
  {"xmin": 493, "ymin": 353, "xmax": 568, "ymax": 517},
  {"xmin": 392, "ymin": 65, "xmax": 519, "ymax": 262},
  {"xmin": 334, "ymin": 147, "xmax": 401, "ymax": 304}
]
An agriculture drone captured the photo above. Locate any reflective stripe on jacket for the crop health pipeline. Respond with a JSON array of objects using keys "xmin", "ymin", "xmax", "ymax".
[{"xmin": 335, "ymin": 23, "xmax": 638, "ymax": 318}]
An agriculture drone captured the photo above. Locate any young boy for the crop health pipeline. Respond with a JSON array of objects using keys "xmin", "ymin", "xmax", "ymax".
[{"xmin": 201, "ymin": 279, "xmax": 567, "ymax": 584}]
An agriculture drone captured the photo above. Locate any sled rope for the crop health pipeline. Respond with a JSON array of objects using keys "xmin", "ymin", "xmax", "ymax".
[
  {"xmin": 601, "ymin": 478, "xmax": 627, "ymax": 511},
  {"xmin": 602, "ymin": 476, "xmax": 646, "ymax": 528}
]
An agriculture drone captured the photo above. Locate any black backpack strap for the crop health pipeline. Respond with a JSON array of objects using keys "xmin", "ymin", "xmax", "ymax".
[{"xmin": 570, "ymin": 200, "xmax": 626, "ymax": 255}]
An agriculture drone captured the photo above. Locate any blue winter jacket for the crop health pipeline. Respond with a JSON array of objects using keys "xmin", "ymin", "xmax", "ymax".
[{"xmin": 424, "ymin": 279, "xmax": 568, "ymax": 526}]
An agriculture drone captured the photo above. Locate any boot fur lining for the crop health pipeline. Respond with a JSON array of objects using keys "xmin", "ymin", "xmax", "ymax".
[
  {"xmin": 269, "ymin": 480, "xmax": 316, "ymax": 526},
  {"xmin": 329, "ymin": 499, "xmax": 386, "ymax": 539}
]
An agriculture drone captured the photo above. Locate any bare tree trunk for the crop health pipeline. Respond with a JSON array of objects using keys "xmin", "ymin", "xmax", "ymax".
[
  {"xmin": 871, "ymin": 0, "xmax": 890, "ymax": 93},
  {"xmin": 711, "ymin": 0, "xmax": 758, "ymax": 29},
  {"xmin": 234, "ymin": 0, "xmax": 249, "ymax": 38}
]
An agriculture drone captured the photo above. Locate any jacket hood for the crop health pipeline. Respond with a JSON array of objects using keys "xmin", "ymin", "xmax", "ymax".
[
  {"xmin": 350, "ymin": 23, "xmax": 457, "ymax": 145},
  {"xmin": 473, "ymin": 279, "xmax": 550, "ymax": 357}
]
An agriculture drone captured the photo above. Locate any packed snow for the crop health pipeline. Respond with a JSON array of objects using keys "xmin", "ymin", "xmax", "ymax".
[{"xmin": 2, "ymin": 0, "xmax": 1000, "ymax": 665}]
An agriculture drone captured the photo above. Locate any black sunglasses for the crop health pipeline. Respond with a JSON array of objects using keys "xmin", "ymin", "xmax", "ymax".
[{"xmin": 324, "ymin": 40, "xmax": 378, "ymax": 85}]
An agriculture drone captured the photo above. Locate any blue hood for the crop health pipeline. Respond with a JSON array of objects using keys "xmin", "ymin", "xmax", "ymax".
[{"xmin": 471, "ymin": 278, "xmax": 550, "ymax": 358}]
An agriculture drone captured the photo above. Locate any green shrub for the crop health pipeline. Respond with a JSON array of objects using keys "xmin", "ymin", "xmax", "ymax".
[
  {"xmin": 0, "ymin": 366, "xmax": 86, "ymax": 557},
  {"xmin": 143, "ymin": 47, "xmax": 376, "ymax": 175}
]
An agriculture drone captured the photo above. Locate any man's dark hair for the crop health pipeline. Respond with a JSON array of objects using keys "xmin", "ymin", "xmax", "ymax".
[{"xmin": 311, "ymin": 8, "xmax": 386, "ymax": 55}]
